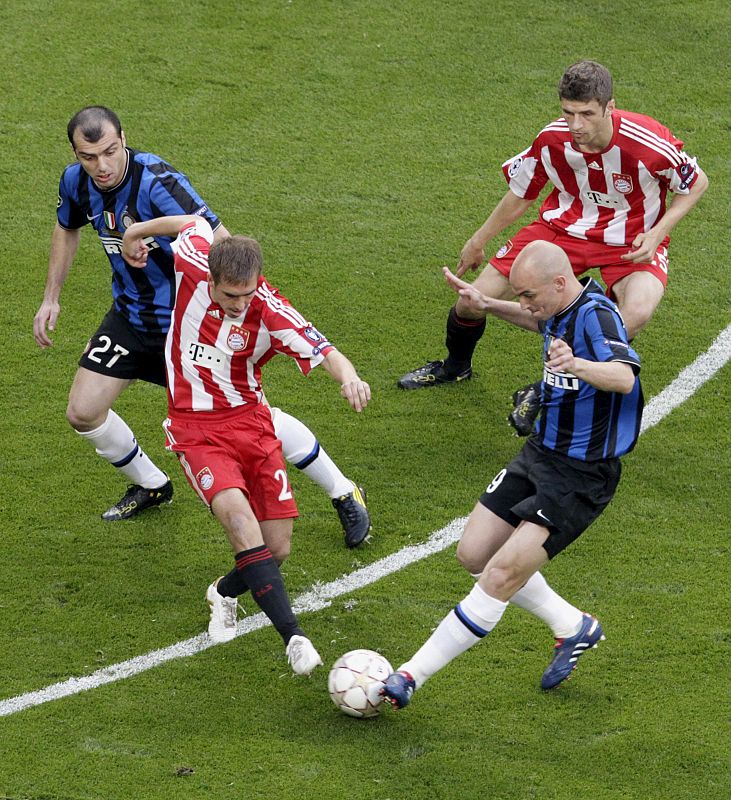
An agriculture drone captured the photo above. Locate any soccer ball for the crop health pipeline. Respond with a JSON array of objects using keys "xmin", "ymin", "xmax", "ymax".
[{"xmin": 328, "ymin": 649, "xmax": 393, "ymax": 718}]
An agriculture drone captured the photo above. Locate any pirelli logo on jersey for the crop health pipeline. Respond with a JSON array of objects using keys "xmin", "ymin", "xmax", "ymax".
[
  {"xmin": 543, "ymin": 366, "xmax": 579, "ymax": 391},
  {"xmin": 103, "ymin": 234, "xmax": 160, "ymax": 257}
]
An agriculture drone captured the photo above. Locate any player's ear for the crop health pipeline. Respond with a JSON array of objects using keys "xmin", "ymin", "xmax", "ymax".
[
  {"xmin": 120, "ymin": 130, "xmax": 127, "ymax": 147},
  {"xmin": 605, "ymin": 99, "xmax": 616, "ymax": 116}
]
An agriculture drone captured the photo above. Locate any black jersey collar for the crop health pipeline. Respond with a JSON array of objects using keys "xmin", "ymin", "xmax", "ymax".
[{"xmin": 554, "ymin": 276, "xmax": 605, "ymax": 321}]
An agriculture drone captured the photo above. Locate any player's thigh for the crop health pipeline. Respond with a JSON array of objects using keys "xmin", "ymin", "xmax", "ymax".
[
  {"xmin": 471, "ymin": 265, "xmax": 514, "ymax": 300},
  {"xmin": 456, "ymin": 502, "xmax": 515, "ymax": 575},
  {"xmin": 67, "ymin": 367, "xmax": 133, "ymax": 429},
  {"xmin": 210, "ymin": 486, "xmax": 265, "ymax": 553},
  {"xmin": 610, "ymin": 270, "xmax": 665, "ymax": 337},
  {"xmin": 259, "ymin": 518, "xmax": 294, "ymax": 564}
]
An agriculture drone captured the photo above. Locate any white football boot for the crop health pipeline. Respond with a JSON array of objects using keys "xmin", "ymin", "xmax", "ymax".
[
  {"xmin": 206, "ymin": 579, "xmax": 238, "ymax": 643},
  {"xmin": 286, "ymin": 635, "xmax": 323, "ymax": 676}
]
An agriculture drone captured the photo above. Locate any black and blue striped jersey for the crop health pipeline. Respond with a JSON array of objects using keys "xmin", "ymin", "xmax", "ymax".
[
  {"xmin": 536, "ymin": 278, "xmax": 644, "ymax": 460},
  {"xmin": 57, "ymin": 148, "xmax": 221, "ymax": 335}
]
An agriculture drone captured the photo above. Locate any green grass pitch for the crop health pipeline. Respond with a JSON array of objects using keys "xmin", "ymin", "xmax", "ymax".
[{"xmin": 1, "ymin": 1, "xmax": 729, "ymax": 798}]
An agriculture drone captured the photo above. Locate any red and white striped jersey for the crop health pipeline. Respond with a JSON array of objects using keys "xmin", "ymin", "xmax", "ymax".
[
  {"xmin": 165, "ymin": 219, "xmax": 335, "ymax": 418},
  {"xmin": 502, "ymin": 109, "xmax": 700, "ymax": 246}
]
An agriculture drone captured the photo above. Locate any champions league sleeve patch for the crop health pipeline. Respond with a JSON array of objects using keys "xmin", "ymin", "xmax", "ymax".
[
  {"xmin": 676, "ymin": 160, "xmax": 697, "ymax": 191},
  {"xmin": 303, "ymin": 326, "xmax": 332, "ymax": 356},
  {"xmin": 507, "ymin": 156, "xmax": 523, "ymax": 179}
]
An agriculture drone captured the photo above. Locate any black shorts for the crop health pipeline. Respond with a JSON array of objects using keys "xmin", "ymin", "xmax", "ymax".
[
  {"xmin": 479, "ymin": 438, "xmax": 622, "ymax": 559},
  {"xmin": 78, "ymin": 306, "xmax": 167, "ymax": 386}
]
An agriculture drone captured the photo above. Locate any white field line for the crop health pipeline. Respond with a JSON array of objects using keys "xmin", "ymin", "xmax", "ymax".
[{"xmin": 2, "ymin": 324, "xmax": 729, "ymax": 719}]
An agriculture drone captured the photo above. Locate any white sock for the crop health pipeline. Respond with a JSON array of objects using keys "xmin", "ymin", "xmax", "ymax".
[
  {"xmin": 510, "ymin": 572, "xmax": 583, "ymax": 638},
  {"xmin": 269, "ymin": 407, "xmax": 352, "ymax": 497},
  {"xmin": 77, "ymin": 410, "xmax": 167, "ymax": 488},
  {"xmin": 399, "ymin": 583, "xmax": 507, "ymax": 689}
]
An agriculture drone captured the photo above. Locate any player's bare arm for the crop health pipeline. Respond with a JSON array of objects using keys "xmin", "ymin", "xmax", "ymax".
[
  {"xmin": 320, "ymin": 351, "xmax": 371, "ymax": 413},
  {"xmin": 121, "ymin": 214, "xmax": 200, "ymax": 267},
  {"xmin": 546, "ymin": 339, "xmax": 635, "ymax": 394},
  {"xmin": 443, "ymin": 267, "xmax": 539, "ymax": 331},
  {"xmin": 34, "ymin": 223, "xmax": 82, "ymax": 348},
  {"xmin": 457, "ymin": 190, "xmax": 535, "ymax": 277},
  {"xmin": 212, "ymin": 223, "xmax": 231, "ymax": 242},
  {"xmin": 622, "ymin": 168, "xmax": 709, "ymax": 263}
]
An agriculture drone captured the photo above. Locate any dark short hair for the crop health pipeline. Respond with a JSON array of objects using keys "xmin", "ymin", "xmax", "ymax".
[
  {"xmin": 558, "ymin": 61, "xmax": 613, "ymax": 108},
  {"xmin": 67, "ymin": 106, "xmax": 123, "ymax": 146},
  {"xmin": 208, "ymin": 236, "xmax": 263, "ymax": 285}
]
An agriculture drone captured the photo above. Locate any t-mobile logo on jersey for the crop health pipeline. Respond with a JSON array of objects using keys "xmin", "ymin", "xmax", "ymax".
[
  {"xmin": 583, "ymin": 190, "xmax": 624, "ymax": 209},
  {"xmin": 187, "ymin": 341, "xmax": 224, "ymax": 367}
]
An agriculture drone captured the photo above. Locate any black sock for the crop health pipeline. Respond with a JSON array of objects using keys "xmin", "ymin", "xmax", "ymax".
[
  {"xmin": 226, "ymin": 545, "xmax": 303, "ymax": 644},
  {"xmin": 444, "ymin": 306, "xmax": 486, "ymax": 373},
  {"xmin": 216, "ymin": 565, "xmax": 249, "ymax": 598}
]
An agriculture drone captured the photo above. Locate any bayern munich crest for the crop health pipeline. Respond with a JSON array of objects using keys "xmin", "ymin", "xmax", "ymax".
[
  {"xmin": 496, "ymin": 240, "xmax": 513, "ymax": 259},
  {"xmin": 612, "ymin": 173, "xmax": 633, "ymax": 194},
  {"xmin": 227, "ymin": 324, "xmax": 249, "ymax": 352},
  {"xmin": 196, "ymin": 467, "xmax": 214, "ymax": 491}
]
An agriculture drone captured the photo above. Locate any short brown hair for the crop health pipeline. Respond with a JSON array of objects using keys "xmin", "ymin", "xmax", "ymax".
[
  {"xmin": 208, "ymin": 236, "xmax": 263, "ymax": 284},
  {"xmin": 558, "ymin": 61, "xmax": 613, "ymax": 108},
  {"xmin": 68, "ymin": 106, "xmax": 122, "ymax": 145}
]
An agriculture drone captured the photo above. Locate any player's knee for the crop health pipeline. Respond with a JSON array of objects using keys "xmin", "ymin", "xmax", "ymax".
[
  {"xmin": 455, "ymin": 541, "xmax": 484, "ymax": 575},
  {"xmin": 624, "ymin": 308, "xmax": 653, "ymax": 339},
  {"xmin": 483, "ymin": 563, "xmax": 520, "ymax": 596},
  {"xmin": 268, "ymin": 539, "xmax": 291, "ymax": 564},
  {"xmin": 66, "ymin": 399, "xmax": 102, "ymax": 431}
]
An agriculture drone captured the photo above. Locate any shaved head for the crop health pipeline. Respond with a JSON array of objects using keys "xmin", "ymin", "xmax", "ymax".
[
  {"xmin": 509, "ymin": 241, "xmax": 582, "ymax": 320},
  {"xmin": 511, "ymin": 240, "xmax": 574, "ymax": 287}
]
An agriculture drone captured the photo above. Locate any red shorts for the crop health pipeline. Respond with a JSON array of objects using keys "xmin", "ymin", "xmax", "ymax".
[
  {"xmin": 163, "ymin": 404, "xmax": 298, "ymax": 521},
  {"xmin": 489, "ymin": 220, "xmax": 669, "ymax": 298}
]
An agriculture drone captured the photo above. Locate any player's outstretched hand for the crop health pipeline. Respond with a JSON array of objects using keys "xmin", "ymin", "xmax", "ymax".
[
  {"xmin": 443, "ymin": 267, "xmax": 491, "ymax": 312},
  {"xmin": 33, "ymin": 299, "xmax": 60, "ymax": 348},
  {"xmin": 340, "ymin": 379, "xmax": 371, "ymax": 413},
  {"xmin": 456, "ymin": 237, "xmax": 485, "ymax": 278}
]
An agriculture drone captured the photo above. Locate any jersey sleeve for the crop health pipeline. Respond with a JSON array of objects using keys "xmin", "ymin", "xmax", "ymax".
[
  {"xmin": 172, "ymin": 218, "xmax": 213, "ymax": 275},
  {"xmin": 56, "ymin": 166, "xmax": 88, "ymax": 230},
  {"xmin": 148, "ymin": 169, "xmax": 222, "ymax": 231},
  {"xmin": 501, "ymin": 138, "xmax": 549, "ymax": 200},
  {"xmin": 582, "ymin": 304, "xmax": 641, "ymax": 373},
  {"xmin": 630, "ymin": 115, "xmax": 701, "ymax": 196},
  {"xmin": 258, "ymin": 282, "xmax": 335, "ymax": 375},
  {"xmin": 661, "ymin": 150, "xmax": 700, "ymax": 195}
]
